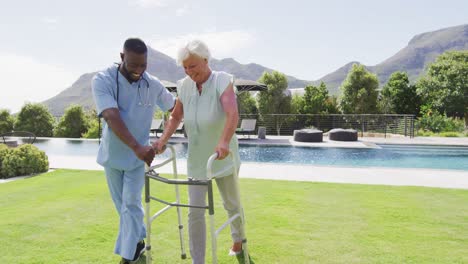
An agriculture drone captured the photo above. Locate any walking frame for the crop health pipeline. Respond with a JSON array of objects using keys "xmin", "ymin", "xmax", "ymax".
[{"xmin": 144, "ymin": 145, "xmax": 250, "ymax": 264}]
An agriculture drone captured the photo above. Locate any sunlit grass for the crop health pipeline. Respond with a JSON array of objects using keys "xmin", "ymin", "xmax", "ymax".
[{"xmin": 1, "ymin": 170, "xmax": 468, "ymax": 263}]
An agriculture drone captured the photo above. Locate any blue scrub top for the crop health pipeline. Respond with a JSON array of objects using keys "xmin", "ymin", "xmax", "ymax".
[{"xmin": 92, "ymin": 64, "xmax": 175, "ymax": 170}]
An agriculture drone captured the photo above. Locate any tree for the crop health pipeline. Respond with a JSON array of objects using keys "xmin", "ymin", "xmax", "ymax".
[
  {"xmin": 380, "ymin": 71, "xmax": 420, "ymax": 115},
  {"xmin": 83, "ymin": 109, "xmax": 100, "ymax": 139},
  {"xmin": 291, "ymin": 94, "xmax": 304, "ymax": 115},
  {"xmin": 0, "ymin": 109, "xmax": 15, "ymax": 134},
  {"xmin": 15, "ymin": 103, "xmax": 55, "ymax": 137},
  {"xmin": 324, "ymin": 95, "xmax": 340, "ymax": 114},
  {"xmin": 294, "ymin": 82, "xmax": 330, "ymax": 128},
  {"xmin": 300, "ymin": 82, "xmax": 329, "ymax": 114},
  {"xmin": 378, "ymin": 89, "xmax": 393, "ymax": 114},
  {"xmin": 339, "ymin": 64, "xmax": 379, "ymax": 114},
  {"xmin": 237, "ymin": 91, "xmax": 258, "ymax": 115},
  {"xmin": 257, "ymin": 71, "xmax": 291, "ymax": 135},
  {"xmin": 54, "ymin": 105, "xmax": 89, "ymax": 138},
  {"xmin": 82, "ymin": 118, "xmax": 100, "ymax": 139},
  {"xmin": 417, "ymin": 50, "xmax": 468, "ymax": 127}
]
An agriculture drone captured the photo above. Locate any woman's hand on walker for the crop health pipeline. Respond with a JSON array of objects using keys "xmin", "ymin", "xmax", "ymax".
[{"xmin": 215, "ymin": 142, "xmax": 230, "ymax": 160}]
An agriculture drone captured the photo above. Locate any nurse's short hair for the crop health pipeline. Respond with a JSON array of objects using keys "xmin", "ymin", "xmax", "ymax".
[
  {"xmin": 177, "ymin": 39, "xmax": 211, "ymax": 65},
  {"xmin": 123, "ymin": 38, "xmax": 147, "ymax": 54}
]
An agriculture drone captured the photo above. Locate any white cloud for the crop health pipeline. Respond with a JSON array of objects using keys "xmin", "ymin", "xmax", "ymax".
[
  {"xmin": 42, "ymin": 17, "xmax": 58, "ymax": 24},
  {"xmin": 42, "ymin": 17, "xmax": 59, "ymax": 30},
  {"xmin": 132, "ymin": 1, "xmax": 190, "ymax": 16},
  {"xmin": 133, "ymin": 0, "xmax": 170, "ymax": 8},
  {"xmin": 176, "ymin": 4, "xmax": 190, "ymax": 16},
  {"xmin": 0, "ymin": 53, "xmax": 77, "ymax": 113},
  {"xmin": 148, "ymin": 30, "xmax": 256, "ymax": 60}
]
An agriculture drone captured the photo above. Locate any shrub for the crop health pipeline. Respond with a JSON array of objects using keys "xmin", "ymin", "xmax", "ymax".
[
  {"xmin": 416, "ymin": 130, "xmax": 434, "ymax": 137},
  {"xmin": 0, "ymin": 144, "xmax": 49, "ymax": 179},
  {"xmin": 438, "ymin": 132, "xmax": 461, "ymax": 137},
  {"xmin": 416, "ymin": 110, "xmax": 465, "ymax": 133},
  {"xmin": 0, "ymin": 144, "xmax": 11, "ymax": 176}
]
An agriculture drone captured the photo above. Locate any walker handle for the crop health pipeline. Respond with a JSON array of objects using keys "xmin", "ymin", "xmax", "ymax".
[{"xmin": 206, "ymin": 151, "xmax": 235, "ymax": 180}]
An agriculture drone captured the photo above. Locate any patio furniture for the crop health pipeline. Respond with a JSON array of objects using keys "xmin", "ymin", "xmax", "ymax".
[
  {"xmin": 151, "ymin": 119, "xmax": 185, "ymax": 137},
  {"xmin": 293, "ymin": 129, "xmax": 323, "ymax": 142},
  {"xmin": 150, "ymin": 119, "xmax": 164, "ymax": 137},
  {"xmin": 236, "ymin": 119, "xmax": 257, "ymax": 138},
  {"xmin": 257, "ymin": 126, "xmax": 266, "ymax": 139},
  {"xmin": 328, "ymin": 128, "xmax": 358, "ymax": 141},
  {"xmin": 0, "ymin": 131, "xmax": 36, "ymax": 147}
]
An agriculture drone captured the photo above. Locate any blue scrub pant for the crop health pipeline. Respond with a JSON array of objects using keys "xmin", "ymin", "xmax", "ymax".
[{"xmin": 104, "ymin": 165, "xmax": 146, "ymax": 260}]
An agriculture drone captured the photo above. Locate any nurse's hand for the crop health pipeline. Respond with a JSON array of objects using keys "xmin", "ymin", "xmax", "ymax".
[
  {"xmin": 215, "ymin": 142, "xmax": 230, "ymax": 160},
  {"xmin": 134, "ymin": 145, "xmax": 156, "ymax": 166}
]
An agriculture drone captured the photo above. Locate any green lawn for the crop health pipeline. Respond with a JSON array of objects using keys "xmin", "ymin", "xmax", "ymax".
[{"xmin": 1, "ymin": 170, "xmax": 468, "ymax": 264}]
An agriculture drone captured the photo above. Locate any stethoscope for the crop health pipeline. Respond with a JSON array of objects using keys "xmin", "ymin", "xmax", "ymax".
[{"xmin": 116, "ymin": 64, "xmax": 151, "ymax": 107}]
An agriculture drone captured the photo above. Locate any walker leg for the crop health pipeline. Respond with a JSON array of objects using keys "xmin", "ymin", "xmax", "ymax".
[
  {"xmin": 241, "ymin": 238, "xmax": 250, "ymax": 264},
  {"xmin": 235, "ymin": 209, "xmax": 251, "ymax": 264},
  {"xmin": 145, "ymin": 202, "xmax": 152, "ymax": 264},
  {"xmin": 208, "ymin": 181, "xmax": 217, "ymax": 264},
  {"xmin": 145, "ymin": 177, "xmax": 152, "ymax": 264},
  {"xmin": 173, "ymin": 158, "xmax": 186, "ymax": 259},
  {"xmin": 210, "ymin": 214, "xmax": 217, "ymax": 264},
  {"xmin": 175, "ymin": 184, "xmax": 186, "ymax": 259},
  {"xmin": 234, "ymin": 173, "xmax": 250, "ymax": 264}
]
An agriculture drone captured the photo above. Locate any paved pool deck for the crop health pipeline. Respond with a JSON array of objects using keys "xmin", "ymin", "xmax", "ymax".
[{"xmin": 2, "ymin": 136, "xmax": 468, "ymax": 189}]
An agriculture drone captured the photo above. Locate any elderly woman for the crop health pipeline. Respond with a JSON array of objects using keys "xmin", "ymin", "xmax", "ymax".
[{"xmin": 153, "ymin": 40, "xmax": 247, "ymax": 264}]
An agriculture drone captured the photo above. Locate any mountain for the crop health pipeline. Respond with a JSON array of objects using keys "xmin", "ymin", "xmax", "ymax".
[
  {"xmin": 209, "ymin": 58, "xmax": 310, "ymax": 88},
  {"xmin": 312, "ymin": 61, "xmax": 359, "ymax": 95},
  {"xmin": 319, "ymin": 24, "xmax": 468, "ymax": 95},
  {"xmin": 43, "ymin": 72, "xmax": 98, "ymax": 116},
  {"xmin": 369, "ymin": 24, "xmax": 468, "ymax": 84},
  {"xmin": 43, "ymin": 48, "xmax": 311, "ymax": 116},
  {"xmin": 43, "ymin": 24, "xmax": 467, "ymax": 115}
]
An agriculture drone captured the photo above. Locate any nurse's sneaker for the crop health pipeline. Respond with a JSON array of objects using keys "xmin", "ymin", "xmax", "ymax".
[
  {"xmin": 133, "ymin": 240, "xmax": 145, "ymax": 262},
  {"xmin": 119, "ymin": 259, "xmax": 131, "ymax": 264},
  {"xmin": 119, "ymin": 240, "xmax": 145, "ymax": 264}
]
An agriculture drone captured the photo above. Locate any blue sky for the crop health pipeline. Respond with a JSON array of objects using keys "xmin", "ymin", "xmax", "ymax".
[{"xmin": 0, "ymin": 0, "xmax": 467, "ymax": 112}]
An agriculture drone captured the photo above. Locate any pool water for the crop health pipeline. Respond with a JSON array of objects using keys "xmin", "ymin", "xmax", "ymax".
[
  {"xmin": 32, "ymin": 139, "xmax": 468, "ymax": 171},
  {"xmin": 238, "ymin": 144, "xmax": 468, "ymax": 171}
]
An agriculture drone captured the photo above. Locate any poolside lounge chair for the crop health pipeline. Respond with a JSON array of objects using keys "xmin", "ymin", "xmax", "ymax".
[
  {"xmin": 153, "ymin": 120, "xmax": 185, "ymax": 137},
  {"xmin": 150, "ymin": 119, "xmax": 163, "ymax": 137},
  {"xmin": 236, "ymin": 119, "xmax": 257, "ymax": 138},
  {"xmin": 0, "ymin": 131, "xmax": 36, "ymax": 147}
]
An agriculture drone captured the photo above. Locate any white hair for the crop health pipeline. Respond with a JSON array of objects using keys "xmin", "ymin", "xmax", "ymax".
[{"xmin": 177, "ymin": 39, "xmax": 211, "ymax": 65}]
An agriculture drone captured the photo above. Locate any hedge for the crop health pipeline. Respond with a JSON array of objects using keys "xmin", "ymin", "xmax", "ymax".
[{"xmin": 0, "ymin": 144, "xmax": 49, "ymax": 179}]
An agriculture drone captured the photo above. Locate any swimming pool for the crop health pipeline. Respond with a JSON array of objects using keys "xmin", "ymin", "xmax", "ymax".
[{"xmin": 32, "ymin": 138, "xmax": 468, "ymax": 171}]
